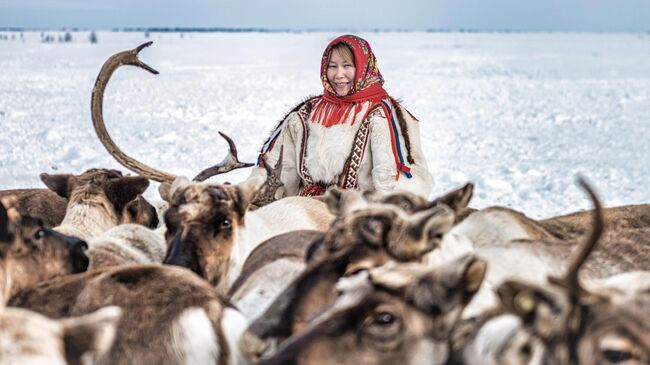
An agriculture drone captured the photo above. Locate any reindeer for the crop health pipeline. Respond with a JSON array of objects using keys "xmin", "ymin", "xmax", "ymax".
[
  {"xmin": 0, "ymin": 197, "xmax": 88, "ymax": 307},
  {"xmin": 492, "ymin": 182, "xmax": 650, "ymax": 365},
  {"xmin": 254, "ymin": 254, "xmax": 487, "ymax": 365},
  {"xmin": 364, "ymin": 181, "xmax": 649, "ymax": 247},
  {"xmin": 84, "ymin": 195, "xmax": 167, "ymax": 270},
  {"xmin": 85, "ymin": 223, "xmax": 166, "ymax": 270},
  {"xmin": 10, "ymin": 264, "xmax": 249, "ymax": 365},
  {"xmin": 448, "ymin": 180, "xmax": 650, "ymax": 365},
  {"xmin": 42, "ymin": 168, "xmax": 150, "ymax": 241},
  {"xmin": 0, "ymin": 306, "xmax": 121, "ymax": 365},
  {"xmin": 35, "ymin": 168, "xmax": 174, "ymax": 269},
  {"xmin": 354, "ymin": 180, "xmax": 650, "ymax": 318},
  {"xmin": 89, "ymin": 42, "xmax": 335, "ymax": 294},
  {"xmin": 237, "ymin": 194, "xmax": 459, "ymax": 360},
  {"xmin": 228, "ymin": 184, "xmax": 466, "ymax": 322}
]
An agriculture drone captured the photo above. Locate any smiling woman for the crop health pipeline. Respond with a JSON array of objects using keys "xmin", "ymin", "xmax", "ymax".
[
  {"xmin": 327, "ymin": 43, "xmax": 356, "ymax": 96},
  {"xmin": 248, "ymin": 34, "xmax": 434, "ymax": 202}
]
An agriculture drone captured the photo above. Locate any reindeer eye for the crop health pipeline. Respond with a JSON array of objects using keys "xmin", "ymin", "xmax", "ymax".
[
  {"xmin": 34, "ymin": 229, "xmax": 46, "ymax": 240},
  {"xmin": 220, "ymin": 219, "xmax": 232, "ymax": 229},
  {"xmin": 602, "ymin": 350, "xmax": 634, "ymax": 363},
  {"xmin": 361, "ymin": 218, "xmax": 384, "ymax": 239},
  {"xmin": 373, "ymin": 312, "xmax": 395, "ymax": 326},
  {"xmin": 513, "ymin": 291, "xmax": 536, "ymax": 315},
  {"xmin": 363, "ymin": 308, "xmax": 403, "ymax": 345}
]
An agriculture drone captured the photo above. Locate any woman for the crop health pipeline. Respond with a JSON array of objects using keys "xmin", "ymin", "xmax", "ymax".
[{"xmin": 249, "ymin": 34, "xmax": 433, "ymax": 198}]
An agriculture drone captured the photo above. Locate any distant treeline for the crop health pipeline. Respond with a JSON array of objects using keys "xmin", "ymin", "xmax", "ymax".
[
  {"xmin": 0, "ymin": 27, "xmax": 539, "ymax": 34},
  {"xmin": 1, "ymin": 27, "xmax": 649, "ymax": 34}
]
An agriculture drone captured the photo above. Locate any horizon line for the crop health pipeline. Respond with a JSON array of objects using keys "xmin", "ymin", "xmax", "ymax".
[{"xmin": 1, "ymin": 26, "xmax": 650, "ymax": 35}]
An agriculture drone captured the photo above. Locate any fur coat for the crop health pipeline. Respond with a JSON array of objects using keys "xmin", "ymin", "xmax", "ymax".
[{"xmin": 248, "ymin": 98, "xmax": 433, "ymax": 198}]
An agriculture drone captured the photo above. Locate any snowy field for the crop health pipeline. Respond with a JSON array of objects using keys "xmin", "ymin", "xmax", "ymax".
[{"xmin": 0, "ymin": 31, "xmax": 648, "ymax": 218}]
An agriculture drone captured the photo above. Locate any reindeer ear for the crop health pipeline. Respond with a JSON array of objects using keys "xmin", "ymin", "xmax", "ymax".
[
  {"xmin": 158, "ymin": 182, "xmax": 172, "ymax": 202},
  {"xmin": 460, "ymin": 256, "xmax": 487, "ymax": 303},
  {"xmin": 41, "ymin": 173, "xmax": 74, "ymax": 198},
  {"xmin": 406, "ymin": 255, "xmax": 487, "ymax": 315},
  {"xmin": 61, "ymin": 306, "xmax": 122, "ymax": 365},
  {"xmin": 107, "ymin": 177, "xmax": 150, "ymax": 214},
  {"xmin": 235, "ymin": 177, "xmax": 264, "ymax": 217},
  {"xmin": 430, "ymin": 183, "xmax": 474, "ymax": 213},
  {"xmin": 166, "ymin": 176, "xmax": 191, "ymax": 202},
  {"xmin": 323, "ymin": 187, "xmax": 344, "ymax": 215},
  {"xmin": 0, "ymin": 199, "xmax": 11, "ymax": 242},
  {"xmin": 324, "ymin": 189, "xmax": 367, "ymax": 216},
  {"xmin": 123, "ymin": 196, "xmax": 159, "ymax": 229}
]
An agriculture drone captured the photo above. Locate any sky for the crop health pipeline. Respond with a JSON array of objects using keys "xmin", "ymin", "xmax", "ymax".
[{"xmin": 0, "ymin": 0, "xmax": 648, "ymax": 32}]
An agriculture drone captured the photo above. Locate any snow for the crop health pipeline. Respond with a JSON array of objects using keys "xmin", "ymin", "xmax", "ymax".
[{"xmin": 0, "ymin": 31, "xmax": 648, "ymax": 219}]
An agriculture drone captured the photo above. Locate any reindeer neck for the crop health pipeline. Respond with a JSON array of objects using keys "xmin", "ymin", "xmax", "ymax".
[
  {"xmin": 0, "ymin": 259, "xmax": 11, "ymax": 306},
  {"xmin": 224, "ymin": 212, "xmax": 277, "ymax": 292},
  {"xmin": 0, "ymin": 258, "xmax": 32, "ymax": 306},
  {"xmin": 56, "ymin": 203, "xmax": 118, "ymax": 240}
]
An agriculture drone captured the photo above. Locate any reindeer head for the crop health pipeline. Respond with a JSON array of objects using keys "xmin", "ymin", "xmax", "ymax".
[
  {"xmin": 162, "ymin": 177, "xmax": 260, "ymax": 290},
  {"xmin": 40, "ymin": 169, "xmax": 150, "ymax": 227},
  {"xmin": 0, "ymin": 306, "xmax": 121, "ymax": 365},
  {"xmin": 241, "ymin": 195, "xmax": 458, "ymax": 361},
  {"xmin": 491, "ymin": 179, "xmax": 650, "ymax": 365},
  {"xmin": 362, "ymin": 182, "xmax": 474, "ymax": 221},
  {"xmin": 312, "ymin": 188, "xmax": 457, "ymax": 263},
  {"xmin": 254, "ymin": 255, "xmax": 486, "ymax": 365},
  {"xmin": 0, "ymin": 199, "xmax": 89, "ymax": 295},
  {"xmin": 496, "ymin": 275, "xmax": 650, "ymax": 365}
]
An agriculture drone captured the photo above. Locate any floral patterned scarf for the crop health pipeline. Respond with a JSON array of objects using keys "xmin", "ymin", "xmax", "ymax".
[{"xmin": 311, "ymin": 35, "xmax": 390, "ymax": 128}]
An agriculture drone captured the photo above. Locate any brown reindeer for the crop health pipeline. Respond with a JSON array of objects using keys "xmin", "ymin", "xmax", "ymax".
[
  {"xmin": 0, "ymin": 181, "xmax": 156, "ymax": 231},
  {"xmin": 255, "ymin": 254, "xmax": 487, "ymax": 365},
  {"xmin": 0, "ymin": 198, "xmax": 89, "ymax": 306},
  {"xmin": 449, "ymin": 180, "xmax": 650, "ymax": 365},
  {"xmin": 238, "ymin": 193, "xmax": 459, "ymax": 360},
  {"xmin": 10, "ymin": 263, "xmax": 249, "ymax": 365},
  {"xmin": 0, "ymin": 306, "xmax": 121, "ymax": 365},
  {"xmin": 41, "ymin": 168, "xmax": 150, "ymax": 240},
  {"xmin": 229, "ymin": 186, "xmax": 461, "ymax": 322},
  {"xmin": 493, "ymin": 181, "xmax": 650, "ymax": 365}
]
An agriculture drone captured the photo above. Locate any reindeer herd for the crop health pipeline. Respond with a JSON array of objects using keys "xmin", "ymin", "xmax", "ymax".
[{"xmin": 0, "ymin": 42, "xmax": 648, "ymax": 365}]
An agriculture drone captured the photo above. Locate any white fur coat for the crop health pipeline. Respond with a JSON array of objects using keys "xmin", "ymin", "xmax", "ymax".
[{"xmin": 249, "ymin": 99, "xmax": 433, "ymax": 197}]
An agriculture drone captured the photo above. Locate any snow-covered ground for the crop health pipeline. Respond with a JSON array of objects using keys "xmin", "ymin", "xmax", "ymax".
[{"xmin": 0, "ymin": 31, "xmax": 648, "ymax": 218}]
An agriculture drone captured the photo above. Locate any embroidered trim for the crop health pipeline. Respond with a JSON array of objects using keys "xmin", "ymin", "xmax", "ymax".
[
  {"xmin": 297, "ymin": 106, "xmax": 315, "ymax": 186},
  {"xmin": 340, "ymin": 117, "xmax": 371, "ymax": 189}
]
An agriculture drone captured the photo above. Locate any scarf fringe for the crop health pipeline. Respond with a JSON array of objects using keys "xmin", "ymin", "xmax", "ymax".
[{"xmin": 311, "ymin": 96, "xmax": 384, "ymax": 128}]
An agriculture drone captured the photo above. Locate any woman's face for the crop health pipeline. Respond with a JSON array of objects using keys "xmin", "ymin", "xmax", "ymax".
[{"xmin": 327, "ymin": 49, "xmax": 356, "ymax": 96}]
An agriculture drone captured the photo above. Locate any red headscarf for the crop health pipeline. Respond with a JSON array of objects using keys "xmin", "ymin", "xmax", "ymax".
[{"xmin": 311, "ymin": 35, "xmax": 390, "ymax": 128}]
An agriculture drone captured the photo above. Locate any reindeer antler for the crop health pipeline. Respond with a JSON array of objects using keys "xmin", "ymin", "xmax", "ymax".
[
  {"xmin": 91, "ymin": 42, "xmax": 254, "ymax": 184},
  {"xmin": 192, "ymin": 132, "xmax": 255, "ymax": 182},
  {"xmin": 548, "ymin": 177, "xmax": 604, "ymax": 294},
  {"xmin": 249, "ymin": 146, "xmax": 285, "ymax": 208},
  {"xmin": 91, "ymin": 42, "xmax": 176, "ymax": 183}
]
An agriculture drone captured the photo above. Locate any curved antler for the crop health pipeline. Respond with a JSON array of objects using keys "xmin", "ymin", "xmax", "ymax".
[
  {"xmin": 91, "ymin": 42, "xmax": 177, "ymax": 183},
  {"xmin": 192, "ymin": 132, "xmax": 255, "ymax": 182},
  {"xmin": 548, "ymin": 177, "xmax": 604, "ymax": 294},
  {"xmin": 248, "ymin": 146, "xmax": 285, "ymax": 208},
  {"xmin": 92, "ymin": 42, "xmax": 254, "ymax": 184}
]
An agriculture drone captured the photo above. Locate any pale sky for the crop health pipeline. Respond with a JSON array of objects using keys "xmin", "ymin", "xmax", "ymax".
[{"xmin": 0, "ymin": 0, "xmax": 648, "ymax": 32}]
